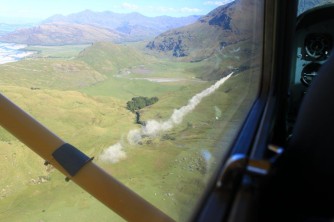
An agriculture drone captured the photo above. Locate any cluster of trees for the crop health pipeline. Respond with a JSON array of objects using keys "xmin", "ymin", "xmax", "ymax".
[{"xmin": 126, "ymin": 96, "xmax": 159, "ymax": 112}]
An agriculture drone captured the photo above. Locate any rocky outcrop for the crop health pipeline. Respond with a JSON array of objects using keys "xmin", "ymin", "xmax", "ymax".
[
  {"xmin": 208, "ymin": 13, "xmax": 232, "ymax": 30},
  {"xmin": 146, "ymin": 0, "xmax": 262, "ymax": 61},
  {"xmin": 146, "ymin": 1, "xmax": 242, "ymax": 59},
  {"xmin": 147, "ymin": 31, "xmax": 192, "ymax": 57}
]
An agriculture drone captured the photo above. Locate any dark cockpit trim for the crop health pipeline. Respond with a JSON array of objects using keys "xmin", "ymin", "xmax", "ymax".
[{"xmin": 297, "ymin": 4, "xmax": 334, "ymax": 30}]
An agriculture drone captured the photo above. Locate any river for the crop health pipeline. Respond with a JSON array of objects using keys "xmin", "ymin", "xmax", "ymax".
[{"xmin": 0, "ymin": 42, "xmax": 35, "ymax": 64}]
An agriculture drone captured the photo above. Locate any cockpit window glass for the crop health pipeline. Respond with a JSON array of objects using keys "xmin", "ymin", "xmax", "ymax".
[
  {"xmin": 0, "ymin": 0, "xmax": 263, "ymax": 221},
  {"xmin": 298, "ymin": 0, "xmax": 334, "ymax": 15}
]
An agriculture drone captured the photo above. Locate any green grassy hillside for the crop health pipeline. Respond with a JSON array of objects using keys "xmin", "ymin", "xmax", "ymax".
[
  {"xmin": 78, "ymin": 42, "xmax": 155, "ymax": 76},
  {"xmin": 0, "ymin": 86, "xmax": 134, "ymax": 222},
  {"xmin": 77, "ymin": 42, "xmax": 211, "ymax": 101},
  {"xmin": 0, "ymin": 59, "xmax": 106, "ymax": 90},
  {"xmin": 0, "ymin": 40, "xmax": 260, "ymax": 221},
  {"xmin": 26, "ymin": 44, "xmax": 91, "ymax": 59}
]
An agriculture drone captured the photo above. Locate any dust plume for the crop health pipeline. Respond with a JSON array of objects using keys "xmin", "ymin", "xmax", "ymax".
[
  {"xmin": 99, "ymin": 143, "xmax": 127, "ymax": 163},
  {"xmin": 127, "ymin": 72, "xmax": 233, "ymax": 144},
  {"xmin": 100, "ymin": 72, "xmax": 233, "ymax": 163}
]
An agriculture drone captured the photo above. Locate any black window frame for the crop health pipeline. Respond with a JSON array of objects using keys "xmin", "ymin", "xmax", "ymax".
[{"xmin": 190, "ymin": 1, "xmax": 298, "ymax": 221}]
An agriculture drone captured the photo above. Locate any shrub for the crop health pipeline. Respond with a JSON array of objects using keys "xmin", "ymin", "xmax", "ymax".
[{"xmin": 126, "ymin": 96, "xmax": 159, "ymax": 112}]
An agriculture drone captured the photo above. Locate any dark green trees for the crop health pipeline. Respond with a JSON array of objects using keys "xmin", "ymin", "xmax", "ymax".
[{"xmin": 126, "ymin": 96, "xmax": 159, "ymax": 112}]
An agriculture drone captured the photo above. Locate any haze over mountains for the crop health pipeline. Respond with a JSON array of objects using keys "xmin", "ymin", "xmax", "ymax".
[
  {"xmin": 0, "ymin": 10, "xmax": 200, "ymax": 45},
  {"xmin": 0, "ymin": 0, "xmax": 257, "ymax": 69},
  {"xmin": 0, "ymin": 23, "xmax": 34, "ymax": 36},
  {"xmin": 43, "ymin": 10, "xmax": 200, "ymax": 37},
  {"xmin": 0, "ymin": 23, "xmax": 126, "ymax": 45}
]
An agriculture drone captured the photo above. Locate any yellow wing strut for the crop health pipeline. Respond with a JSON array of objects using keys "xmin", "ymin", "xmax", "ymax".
[{"xmin": 0, "ymin": 93, "xmax": 174, "ymax": 222}]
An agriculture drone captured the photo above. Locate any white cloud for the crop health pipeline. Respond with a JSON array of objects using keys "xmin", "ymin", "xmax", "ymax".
[{"xmin": 204, "ymin": 0, "xmax": 234, "ymax": 6}]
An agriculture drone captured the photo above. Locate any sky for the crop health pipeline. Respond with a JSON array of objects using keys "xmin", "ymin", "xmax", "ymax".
[{"xmin": 0, "ymin": 0, "xmax": 234, "ymax": 23}]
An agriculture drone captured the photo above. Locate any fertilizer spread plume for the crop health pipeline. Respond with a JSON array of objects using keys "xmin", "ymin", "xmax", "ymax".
[
  {"xmin": 99, "ymin": 143, "xmax": 127, "ymax": 163},
  {"xmin": 128, "ymin": 72, "xmax": 233, "ymax": 144},
  {"xmin": 100, "ymin": 72, "xmax": 233, "ymax": 163}
]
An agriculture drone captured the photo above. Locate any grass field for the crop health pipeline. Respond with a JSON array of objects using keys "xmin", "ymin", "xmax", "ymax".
[
  {"xmin": 0, "ymin": 41, "xmax": 260, "ymax": 221},
  {"xmin": 26, "ymin": 44, "xmax": 91, "ymax": 59}
]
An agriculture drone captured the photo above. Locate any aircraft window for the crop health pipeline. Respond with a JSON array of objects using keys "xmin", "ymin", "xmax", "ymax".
[
  {"xmin": 298, "ymin": 0, "xmax": 334, "ymax": 15},
  {"xmin": 0, "ymin": 0, "xmax": 263, "ymax": 221}
]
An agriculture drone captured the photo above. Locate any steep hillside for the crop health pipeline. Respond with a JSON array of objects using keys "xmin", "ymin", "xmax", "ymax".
[
  {"xmin": 0, "ymin": 23, "xmax": 34, "ymax": 36},
  {"xmin": 146, "ymin": 0, "xmax": 261, "ymax": 61},
  {"xmin": 77, "ymin": 42, "xmax": 155, "ymax": 75},
  {"xmin": 0, "ymin": 23, "xmax": 126, "ymax": 45},
  {"xmin": 42, "ymin": 10, "xmax": 200, "ymax": 40}
]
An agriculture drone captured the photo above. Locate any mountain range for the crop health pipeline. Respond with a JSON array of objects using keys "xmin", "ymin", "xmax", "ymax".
[
  {"xmin": 0, "ymin": 0, "xmax": 257, "ymax": 67},
  {"xmin": 0, "ymin": 11, "xmax": 200, "ymax": 45},
  {"xmin": 43, "ymin": 10, "xmax": 200, "ymax": 38},
  {"xmin": 3, "ymin": 1, "xmax": 329, "ymax": 49},
  {"xmin": 0, "ymin": 23, "xmax": 34, "ymax": 36},
  {"xmin": 0, "ymin": 23, "xmax": 126, "ymax": 45}
]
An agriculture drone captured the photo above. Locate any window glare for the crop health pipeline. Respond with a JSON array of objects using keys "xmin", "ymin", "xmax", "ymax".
[{"xmin": 0, "ymin": 0, "xmax": 263, "ymax": 221}]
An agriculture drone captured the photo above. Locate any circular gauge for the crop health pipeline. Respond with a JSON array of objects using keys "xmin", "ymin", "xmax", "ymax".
[
  {"xmin": 301, "ymin": 62, "xmax": 321, "ymax": 87},
  {"xmin": 304, "ymin": 33, "xmax": 332, "ymax": 60}
]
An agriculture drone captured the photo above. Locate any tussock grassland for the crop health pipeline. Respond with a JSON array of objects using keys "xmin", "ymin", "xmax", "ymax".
[
  {"xmin": 78, "ymin": 42, "xmax": 154, "ymax": 76},
  {"xmin": 0, "ymin": 41, "xmax": 260, "ymax": 221},
  {"xmin": 26, "ymin": 44, "xmax": 91, "ymax": 59},
  {"xmin": 0, "ymin": 59, "xmax": 106, "ymax": 90},
  {"xmin": 0, "ymin": 86, "xmax": 134, "ymax": 221}
]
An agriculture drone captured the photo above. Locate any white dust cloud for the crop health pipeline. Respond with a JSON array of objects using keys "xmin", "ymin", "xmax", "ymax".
[
  {"xmin": 99, "ymin": 143, "xmax": 127, "ymax": 163},
  {"xmin": 127, "ymin": 72, "xmax": 233, "ymax": 144},
  {"xmin": 100, "ymin": 72, "xmax": 233, "ymax": 163}
]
